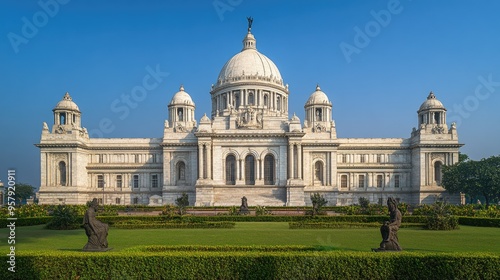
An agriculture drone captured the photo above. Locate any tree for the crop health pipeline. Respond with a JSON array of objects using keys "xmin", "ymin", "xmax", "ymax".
[
  {"xmin": 12, "ymin": 183, "xmax": 35, "ymax": 204},
  {"xmin": 310, "ymin": 193, "xmax": 327, "ymax": 216},
  {"xmin": 442, "ymin": 155, "xmax": 500, "ymax": 206},
  {"xmin": 175, "ymin": 193, "xmax": 189, "ymax": 215}
]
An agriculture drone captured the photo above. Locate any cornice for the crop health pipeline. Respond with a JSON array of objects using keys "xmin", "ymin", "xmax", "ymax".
[
  {"xmin": 35, "ymin": 143, "xmax": 86, "ymax": 149},
  {"xmin": 210, "ymin": 81, "xmax": 288, "ymax": 95},
  {"xmin": 410, "ymin": 143, "xmax": 464, "ymax": 149},
  {"xmin": 86, "ymin": 164, "xmax": 163, "ymax": 170},
  {"xmin": 337, "ymin": 164, "xmax": 412, "ymax": 170},
  {"xmin": 337, "ymin": 146, "xmax": 409, "ymax": 151}
]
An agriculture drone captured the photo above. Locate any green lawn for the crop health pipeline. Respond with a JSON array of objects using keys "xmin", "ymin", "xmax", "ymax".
[{"xmin": 1, "ymin": 222, "xmax": 499, "ymax": 253}]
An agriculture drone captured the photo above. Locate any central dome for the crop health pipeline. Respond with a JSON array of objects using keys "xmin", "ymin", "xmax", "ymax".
[{"xmin": 214, "ymin": 31, "xmax": 284, "ymax": 89}]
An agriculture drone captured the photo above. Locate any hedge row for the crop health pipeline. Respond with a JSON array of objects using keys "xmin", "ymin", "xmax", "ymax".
[
  {"xmin": 2, "ymin": 251, "xmax": 499, "ymax": 280},
  {"xmin": 0, "ymin": 216, "xmax": 53, "ymax": 227},
  {"xmin": 2, "ymin": 215, "xmax": 499, "ymax": 228},
  {"xmin": 288, "ymin": 222, "xmax": 425, "ymax": 229},
  {"xmin": 458, "ymin": 217, "xmax": 500, "ymax": 227},
  {"xmin": 112, "ymin": 222, "xmax": 235, "ymax": 229},
  {"xmin": 126, "ymin": 245, "xmax": 319, "ymax": 252}
]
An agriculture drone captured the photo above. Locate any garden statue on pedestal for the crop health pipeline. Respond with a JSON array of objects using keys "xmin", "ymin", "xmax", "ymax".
[
  {"xmin": 239, "ymin": 196, "xmax": 250, "ymax": 215},
  {"xmin": 82, "ymin": 198, "xmax": 111, "ymax": 251},
  {"xmin": 373, "ymin": 197, "xmax": 402, "ymax": 252}
]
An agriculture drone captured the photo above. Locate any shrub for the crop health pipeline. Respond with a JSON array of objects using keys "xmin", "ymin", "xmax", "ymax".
[
  {"xmin": 160, "ymin": 204, "xmax": 177, "ymax": 218},
  {"xmin": 46, "ymin": 205, "xmax": 81, "ymax": 230},
  {"xmin": 175, "ymin": 193, "xmax": 189, "ymax": 215},
  {"xmin": 228, "ymin": 205, "xmax": 239, "ymax": 216},
  {"xmin": 358, "ymin": 197, "xmax": 370, "ymax": 209},
  {"xmin": 309, "ymin": 193, "xmax": 327, "ymax": 216},
  {"xmin": 424, "ymin": 202, "xmax": 459, "ymax": 230},
  {"xmin": 255, "ymin": 205, "xmax": 271, "ymax": 216}
]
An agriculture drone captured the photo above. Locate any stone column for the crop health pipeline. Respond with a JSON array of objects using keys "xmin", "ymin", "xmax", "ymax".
[
  {"xmin": 198, "ymin": 144, "xmax": 203, "ymax": 179},
  {"xmin": 297, "ymin": 144, "xmax": 302, "ymax": 179},
  {"xmin": 258, "ymin": 159, "xmax": 262, "ymax": 180},
  {"xmin": 288, "ymin": 144, "xmax": 294, "ymax": 179},
  {"xmin": 206, "ymin": 143, "xmax": 212, "ymax": 180},
  {"xmin": 239, "ymin": 159, "xmax": 243, "ymax": 181}
]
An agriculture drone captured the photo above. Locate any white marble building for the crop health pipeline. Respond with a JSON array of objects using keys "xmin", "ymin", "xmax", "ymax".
[{"xmin": 37, "ymin": 25, "xmax": 462, "ymax": 206}]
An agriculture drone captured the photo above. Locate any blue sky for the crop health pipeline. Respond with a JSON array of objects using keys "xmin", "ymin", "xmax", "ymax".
[{"xmin": 1, "ymin": 0, "xmax": 499, "ymax": 189}]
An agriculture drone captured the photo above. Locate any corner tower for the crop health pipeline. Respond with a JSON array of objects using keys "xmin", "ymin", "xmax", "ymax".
[
  {"xmin": 52, "ymin": 92, "xmax": 82, "ymax": 134},
  {"xmin": 167, "ymin": 85, "xmax": 196, "ymax": 132},
  {"xmin": 410, "ymin": 91, "xmax": 462, "ymax": 204},
  {"xmin": 303, "ymin": 85, "xmax": 336, "ymax": 137}
]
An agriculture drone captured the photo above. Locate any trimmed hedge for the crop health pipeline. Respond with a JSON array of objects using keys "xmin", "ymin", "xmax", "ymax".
[
  {"xmin": 112, "ymin": 221, "xmax": 235, "ymax": 229},
  {"xmin": 0, "ymin": 216, "xmax": 53, "ymax": 227},
  {"xmin": 126, "ymin": 245, "xmax": 319, "ymax": 252},
  {"xmin": 289, "ymin": 222, "xmax": 425, "ymax": 229},
  {"xmin": 458, "ymin": 217, "xmax": 500, "ymax": 227},
  {"xmin": 2, "ymin": 251, "xmax": 499, "ymax": 279},
  {"xmin": 2, "ymin": 215, "xmax": 498, "ymax": 228}
]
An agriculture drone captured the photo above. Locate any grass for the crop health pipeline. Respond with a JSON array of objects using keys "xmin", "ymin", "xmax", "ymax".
[{"xmin": 1, "ymin": 222, "xmax": 499, "ymax": 253}]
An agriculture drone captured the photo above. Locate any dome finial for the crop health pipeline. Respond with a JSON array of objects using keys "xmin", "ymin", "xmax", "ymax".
[
  {"xmin": 242, "ymin": 17, "xmax": 256, "ymax": 51},
  {"xmin": 247, "ymin": 16, "xmax": 253, "ymax": 32},
  {"xmin": 428, "ymin": 91, "xmax": 436, "ymax": 99},
  {"xmin": 180, "ymin": 85, "xmax": 184, "ymax": 91},
  {"xmin": 316, "ymin": 84, "xmax": 321, "ymax": 91},
  {"xmin": 63, "ymin": 92, "xmax": 72, "ymax": 101}
]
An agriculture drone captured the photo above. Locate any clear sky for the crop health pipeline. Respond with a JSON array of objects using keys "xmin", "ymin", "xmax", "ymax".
[{"xmin": 1, "ymin": 0, "xmax": 499, "ymax": 189}]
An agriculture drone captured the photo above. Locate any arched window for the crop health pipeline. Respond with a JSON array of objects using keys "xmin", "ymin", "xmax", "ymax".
[
  {"xmin": 245, "ymin": 155, "xmax": 255, "ymax": 185},
  {"xmin": 177, "ymin": 161, "xmax": 186, "ymax": 182},
  {"xmin": 225, "ymin": 155, "xmax": 236, "ymax": 185},
  {"xmin": 58, "ymin": 161, "xmax": 66, "ymax": 186},
  {"xmin": 434, "ymin": 161, "xmax": 442, "ymax": 185},
  {"xmin": 264, "ymin": 154, "xmax": 275, "ymax": 185},
  {"xmin": 277, "ymin": 96, "xmax": 281, "ymax": 111},
  {"xmin": 223, "ymin": 96, "xmax": 227, "ymax": 109},
  {"xmin": 314, "ymin": 161, "xmax": 323, "ymax": 185},
  {"xmin": 263, "ymin": 95, "xmax": 268, "ymax": 107}
]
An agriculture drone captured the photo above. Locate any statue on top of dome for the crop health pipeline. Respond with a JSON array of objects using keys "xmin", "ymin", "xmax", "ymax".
[{"xmin": 247, "ymin": 16, "xmax": 253, "ymax": 31}]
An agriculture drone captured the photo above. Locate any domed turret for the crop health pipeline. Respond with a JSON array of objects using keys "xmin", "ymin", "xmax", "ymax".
[
  {"xmin": 52, "ymin": 92, "xmax": 82, "ymax": 133},
  {"xmin": 417, "ymin": 91, "xmax": 447, "ymax": 128},
  {"xmin": 418, "ymin": 91, "xmax": 445, "ymax": 111},
  {"xmin": 54, "ymin": 92, "xmax": 80, "ymax": 111},
  {"xmin": 170, "ymin": 85, "xmax": 195, "ymax": 106},
  {"xmin": 304, "ymin": 85, "xmax": 333, "ymax": 133},
  {"xmin": 305, "ymin": 85, "xmax": 331, "ymax": 106},
  {"xmin": 168, "ymin": 85, "xmax": 196, "ymax": 132}
]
